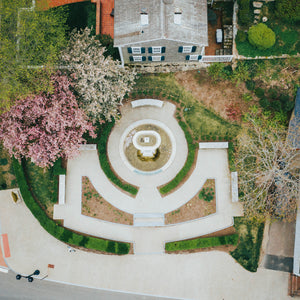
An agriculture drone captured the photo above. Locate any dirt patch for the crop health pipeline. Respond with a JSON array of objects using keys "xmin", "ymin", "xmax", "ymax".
[
  {"xmin": 175, "ymin": 70, "xmax": 258, "ymax": 123},
  {"xmin": 165, "ymin": 179, "xmax": 216, "ymax": 224},
  {"xmin": 81, "ymin": 176, "xmax": 133, "ymax": 225}
]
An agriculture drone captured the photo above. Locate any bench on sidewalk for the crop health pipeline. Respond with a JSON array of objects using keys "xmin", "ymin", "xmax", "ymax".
[
  {"xmin": 131, "ymin": 99, "xmax": 164, "ymax": 108},
  {"xmin": 59, "ymin": 175, "xmax": 66, "ymax": 205},
  {"xmin": 199, "ymin": 142, "xmax": 229, "ymax": 149},
  {"xmin": 231, "ymin": 172, "xmax": 239, "ymax": 202}
]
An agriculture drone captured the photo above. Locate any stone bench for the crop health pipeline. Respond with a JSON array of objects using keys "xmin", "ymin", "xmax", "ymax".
[
  {"xmin": 199, "ymin": 142, "xmax": 228, "ymax": 149},
  {"xmin": 231, "ymin": 172, "xmax": 239, "ymax": 202},
  {"xmin": 131, "ymin": 99, "xmax": 164, "ymax": 108},
  {"xmin": 58, "ymin": 175, "xmax": 66, "ymax": 205},
  {"xmin": 79, "ymin": 144, "xmax": 97, "ymax": 151}
]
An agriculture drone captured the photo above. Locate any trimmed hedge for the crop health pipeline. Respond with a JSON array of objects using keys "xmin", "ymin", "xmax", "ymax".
[
  {"xmin": 97, "ymin": 120, "xmax": 138, "ymax": 195},
  {"xmin": 160, "ymin": 121, "xmax": 196, "ymax": 194},
  {"xmin": 13, "ymin": 159, "xmax": 130, "ymax": 254},
  {"xmin": 228, "ymin": 142, "xmax": 236, "ymax": 172},
  {"xmin": 165, "ymin": 234, "xmax": 239, "ymax": 251}
]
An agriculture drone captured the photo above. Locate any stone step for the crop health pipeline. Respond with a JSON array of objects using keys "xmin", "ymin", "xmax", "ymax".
[{"xmin": 134, "ymin": 213, "xmax": 165, "ymax": 227}]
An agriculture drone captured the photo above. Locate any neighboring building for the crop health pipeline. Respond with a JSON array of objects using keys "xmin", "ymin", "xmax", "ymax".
[
  {"xmin": 114, "ymin": 0, "xmax": 208, "ymax": 65},
  {"xmin": 290, "ymin": 88, "xmax": 300, "ymax": 280}
]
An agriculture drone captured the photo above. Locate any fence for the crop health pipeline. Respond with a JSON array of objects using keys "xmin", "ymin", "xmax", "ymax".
[{"xmin": 201, "ymin": 55, "xmax": 233, "ymax": 63}]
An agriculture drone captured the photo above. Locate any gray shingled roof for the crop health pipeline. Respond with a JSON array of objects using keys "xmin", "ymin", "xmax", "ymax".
[
  {"xmin": 114, "ymin": 0, "xmax": 208, "ymax": 47},
  {"xmin": 288, "ymin": 88, "xmax": 300, "ymax": 149}
]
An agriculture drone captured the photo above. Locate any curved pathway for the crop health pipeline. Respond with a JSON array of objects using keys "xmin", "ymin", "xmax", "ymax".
[{"xmin": 54, "ymin": 101, "xmax": 243, "ymax": 254}]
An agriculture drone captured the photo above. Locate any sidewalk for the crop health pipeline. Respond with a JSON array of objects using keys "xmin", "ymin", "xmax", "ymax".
[{"xmin": 0, "ymin": 190, "xmax": 291, "ymax": 299}]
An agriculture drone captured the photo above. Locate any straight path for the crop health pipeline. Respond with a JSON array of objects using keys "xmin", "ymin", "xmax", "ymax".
[{"xmin": 0, "ymin": 191, "xmax": 292, "ymax": 299}]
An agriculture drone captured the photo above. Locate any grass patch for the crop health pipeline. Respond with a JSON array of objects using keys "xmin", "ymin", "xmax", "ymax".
[
  {"xmin": 23, "ymin": 160, "xmax": 59, "ymax": 208},
  {"xmin": 230, "ymin": 217, "xmax": 264, "ymax": 272},
  {"xmin": 165, "ymin": 234, "xmax": 239, "ymax": 252},
  {"xmin": 13, "ymin": 158, "xmax": 130, "ymax": 255}
]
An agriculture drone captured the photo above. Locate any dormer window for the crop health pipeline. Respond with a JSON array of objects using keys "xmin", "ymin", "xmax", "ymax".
[
  {"xmin": 141, "ymin": 12, "xmax": 148, "ymax": 25},
  {"xmin": 174, "ymin": 12, "xmax": 182, "ymax": 25}
]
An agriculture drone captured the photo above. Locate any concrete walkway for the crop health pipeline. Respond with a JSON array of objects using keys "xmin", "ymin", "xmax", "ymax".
[
  {"xmin": 53, "ymin": 101, "xmax": 243, "ymax": 254},
  {"xmin": 0, "ymin": 191, "xmax": 292, "ymax": 299}
]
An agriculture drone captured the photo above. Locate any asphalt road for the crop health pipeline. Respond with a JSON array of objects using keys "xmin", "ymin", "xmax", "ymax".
[{"xmin": 0, "ymin": 271, "xmax": 178, "ymax": 300}]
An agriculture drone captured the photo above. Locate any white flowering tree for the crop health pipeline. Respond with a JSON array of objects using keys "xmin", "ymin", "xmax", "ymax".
[
  {"xmin": 61, "ymin": 27, "xmax": 136, "ymax": 122},
  {"xmin": 236, "ymin": 116, "xmax": 299, "ymax": 222}
]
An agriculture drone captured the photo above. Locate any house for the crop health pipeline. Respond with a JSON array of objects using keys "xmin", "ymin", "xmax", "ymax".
[{"xmin": 113, "ymin": 0, "xmax": 208, "ymax": 65}]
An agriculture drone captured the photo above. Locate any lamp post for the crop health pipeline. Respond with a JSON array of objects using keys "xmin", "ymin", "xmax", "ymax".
[{"xmin": 16, "ymin": 270, "xmax": 40, "ymax": 282}]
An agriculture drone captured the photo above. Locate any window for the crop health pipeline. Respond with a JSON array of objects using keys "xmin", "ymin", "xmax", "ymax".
[
  {"xmin": 189, "ymin": 55, "xmax": 199, "ymax": 61},
  {"xmin": 141, "ymin": 13, "xmax": 148, "ymax": 25},
  {"xmin": 132, "ymin": 47, "xmax": 141, "ymax": 54},
  {"xmin": 128, "ymin": 47, "xmax": 145, "ymax": 54},
  {"xmin": 179, "ymin": 46, "xmax": 197, "ymax": 53},
  {"xmin": 183, "ymin": 46, "xmax": 192, "ymax": 53},
  {"xmin": 148, "ymin": 56, "xmax": 165, "ymax": 62},
  {"xmin": 185, "ymin": 55, "xmax": 202, "ymax": 61},
  {"xmin": 148, "ymin": 47, "xmax": 165, "ymax": 54},
  {"xmin": 129, "ymin": 56, "xmax": 146, "ymax": 62},
  {"xmin": 153, "ymin": 47, "xmax": 161, "ymax": 54},
  {"xmin": 174, "ymin": 12, "xmax": 182, "ymax": 25}
]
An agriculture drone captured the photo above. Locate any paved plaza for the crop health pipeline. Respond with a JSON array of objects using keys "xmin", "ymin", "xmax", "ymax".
[{"xmin": 53, "ymin": 101, "xmax": 243, "ymax": 254}]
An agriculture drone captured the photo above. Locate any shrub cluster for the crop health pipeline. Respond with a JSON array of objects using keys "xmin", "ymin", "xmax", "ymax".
[
  {"xmin": 198, "ymin": 187, "xmax": 214, "ymax": 202},
  {"xmin": 166, "ymin": 234, "xmax": 239, "ymax": 251},
  {"xmin": 228, "ymin": 142, "xmax": 236, "ymax": 172},
  {"xmin": 13, "ymin": 159, "xmax": 130, "ymax": 254},
  {"xmin": 248, "ymin": 23, "xmax": 276, "ymax": 50},
  {"xmin": 160, "ymin": 121, "xmax": 196, "ymax": 194},
  {"xmin": 256, "ymin": 87, "xmax": 294, "ymax": 113}
]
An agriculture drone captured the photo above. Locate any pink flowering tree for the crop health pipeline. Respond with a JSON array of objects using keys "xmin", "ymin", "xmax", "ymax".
[{"xmin": 0, "ymin": 73, "xmax": 96, "ymax": 168}]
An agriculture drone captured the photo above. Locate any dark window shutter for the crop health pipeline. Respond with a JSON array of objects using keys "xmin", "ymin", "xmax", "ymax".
[
  {"xmin": 161, "ymin": 56, "xmax": 165, "ymax": 61},
  {"xmin": 178, "ymin": 46, "xmax": 183, "ymax": 53},
  {"xmin": 128, "ymin": 47, "xmax": 132, "ymax": 54},
  {"xmin": 141, "ymin": 47, "xmax": 145, "ymax": 53},
  {"xmin": 148, "ymin": 47, "xmax": 152, "ymax": 54},
  {"xmin": 198, "ymin": 55, "xmax": 202, "ymax": 60},
  {"xmin": 129, "ymin": 56, "xmax": 133, "ymax": 62},
  {"xmin": 162, "ymin": 47, "xmax": 166, "ymax": 53},
  {"xmin": 192, "ymin": 46, "xmax": 197, "ymax": 52},
  {"xmin": 185, "ymin": 55, "xmax": 190, "ymax": 61},
  {"xmin": 148, "ymin": 56, "xmax": 152, "ymax": 61},
  {"xmin": 142, "ymin": 56, "xmax": 146, "ymax": 61}
]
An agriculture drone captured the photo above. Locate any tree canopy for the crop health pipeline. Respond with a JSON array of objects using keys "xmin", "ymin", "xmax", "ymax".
[
  {"xmin": 61, "ymin": 27, "xmax": 136, "ymax": 122},
  {"xmin": 276, "ymin": 0, "xmax": 300, "ymax": 23},
  {"xmin": 248, "ymin": 23, "xmax": 276, "ymax": 50},
  {"xmin": 236, "ymin": 116, "xmax": 299, "ymax": 222},
  {"xmin": 0, "ymin": 73, "xmax": 96, "ymax": 168},
  {"xmin": 0, "ymin": 0, "xmax": 67, "ymax": 112}
]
